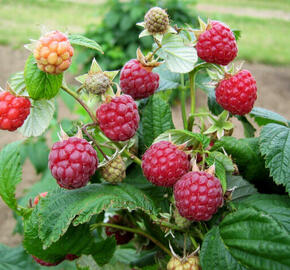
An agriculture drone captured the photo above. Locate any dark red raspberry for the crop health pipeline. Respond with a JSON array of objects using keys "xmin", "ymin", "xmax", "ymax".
[
  {"xmin": 120, "ymin": 59, "xmax": 159, "ymax": 100},
  {"xmin": 32, "ymin": 255, "xmax": 63, "ymax": 266},
  {"xmin": 48, "ymin": 137, "xmax": 98, "ymax": 189},
  {"xmin": 33, "ymin": 192, "xmax": 48, "ymax": 205},
  {"xmin": 105, "ymin": 215, "xmax": 134, "ymax": 245},
  {"xmin": 0, "ymin": 92, "xmax": 30, "ymax": 131},
  {"xmin": 174, "ymin": 171, "xmax": 223, "ymax": 221},
  {"xmin": 215, "ymin": 70, "xmax": 257, "ymax": 115},
  {"xmin": 196, "ymin": 21, "xmax": 237, "ymax": 66},
  {"xmin": 142, "ymin": 141, "xmax": 190, "ymax": 187},
  {"xmin": 96, "ymin": 95, "xmax": 139, "ymax": 141},
  {"xmin": 65, "ymin": 254, "xmax": 79, "ymax": 261},
  {"xmin": 33, "ymin": 30, "xmax": 74, "ymax": 74}
]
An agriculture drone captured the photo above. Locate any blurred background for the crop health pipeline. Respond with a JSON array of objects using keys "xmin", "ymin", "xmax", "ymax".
[{"xmin": 0, "ymin": 0, "xmax": 289, "ymax": 247}]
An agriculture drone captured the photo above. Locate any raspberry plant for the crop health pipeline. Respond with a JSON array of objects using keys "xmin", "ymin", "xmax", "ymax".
[{"xmin": 0, "ymin": 8, "xmax": 290, "ymax": 270}]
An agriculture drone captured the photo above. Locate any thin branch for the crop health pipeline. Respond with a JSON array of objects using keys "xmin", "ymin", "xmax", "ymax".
[{"xmin": 91, "ymin": 223, "xmax": 171, "ymax": 256}]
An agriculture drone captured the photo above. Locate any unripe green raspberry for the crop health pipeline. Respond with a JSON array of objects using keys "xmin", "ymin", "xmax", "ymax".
[
  {"xmin": 101, "ymin": 155, "xmax": 126, "ymax": 184},
  {"xmin": 144, "ymin": 7, "xmax": 169, "ymax": 35},
  {"xmin": 84, "ymin": 72, "xmax": 111, "ymax": 95},
  {"xmin": 173, "ymin": 208, "xmax": 191, "ymax": 229},
  {"xmin": 167, "ymin": 256, "xmax": 201, "ymax": 270}
]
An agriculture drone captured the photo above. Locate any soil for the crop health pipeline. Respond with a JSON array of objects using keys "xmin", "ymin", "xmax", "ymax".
[{"xmin": 0, "ymin": 45, "xmax": 289, "ymax": 247}]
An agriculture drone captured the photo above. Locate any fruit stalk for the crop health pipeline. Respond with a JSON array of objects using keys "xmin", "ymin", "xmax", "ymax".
[
  {"xmin": 61, "ymin": 84, "xmax": 97, "ymax": 122},
  {"xmin": 91, "ymin": 222, "xmax": 171, "ymax": 256},
  {"xmin": 82, "ymin": 123, "xmax": 110, "ymax": 161},
  {"xmin": 180, "ymin": 74, "xmax": 188, "ymax": 129},
  {"xmin": 188, "ymin": 69, "xmax": 197, "ymax": 131}
]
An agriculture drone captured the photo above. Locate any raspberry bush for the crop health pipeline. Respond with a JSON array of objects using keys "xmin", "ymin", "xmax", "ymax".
[{"xmin": 0, "ymin": 7, "xmax": 289, "ymax": 270}]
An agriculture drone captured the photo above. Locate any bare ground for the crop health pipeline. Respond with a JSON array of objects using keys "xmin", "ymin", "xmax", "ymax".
[{"xmin": 0, "ymin": 45, "xmax": 289, "ymax": 246}]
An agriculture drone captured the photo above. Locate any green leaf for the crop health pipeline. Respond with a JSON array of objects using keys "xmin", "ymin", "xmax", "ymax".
[
  {"xmin": 250, "ymin": 107, "xmax": 288, "ymax": 127},
  {"xmin": 0, "ymin": 244, "xmax": 37, "ymax": 270},
  {"xmin": 0, "ymin": 141, "xmax": 22, "ymax": 213},
  {"xmin": 8, "ymin": 72, "xmax": 28, "ymax": 96},
  {"xmin": 153, "ymin": 129, "xmax": 210, "ymax": 149},
  {"xmin": 200, "ymin": 226, "xmax": 247, "ymax": 270},
  {"xmin": 212, "ymin": 137, "xmax": 268, "ymax": 182},
  {"xmin": 141, "ymin": 95, "xmax": 174, "ymax": 148},
  {"xmin": 24, "ymin": 55, "xmax": 63, "ymax": 100},
  {"xmin": 259, "ymin": 124, "xmax": 290, "ymax": 194},
  {"xmin": 159, "ymin": 33, "xmax": 197, "ymax": 73},
  {"xmin": 232, "ymin": 29, "xmax": 241, "ymax": 41},
  {"xmin": 154, "ymin": 64, "xmax": 180, "ymax": 91},
  {"xmin": 92, "ymin": 237, "xmax": 116, "ymax": 266},
  {"xmin": 201, "ymin": 198, "xmax": 290, "ymax": 270},
  {"xmin": 205, "ymin": 151, "xmax": 234, "ymax": 192},
  {"xmin": 235, "ymin": 115, "xmax": 256, "ymax": 137},
  {"xmin": 38, "ymin": 184, "xmax": 157, "ymax": 248},
  {"xmin": 68, "ymin": 34, "xmax": 103, "ymax": 53},
  {"xmin": 226, "ymin": 175, "xmax": 257, "ymax": 202},
  {"xmin": 20, "ymin": 138, "xmax": 49, "ymax": 174},
  {"xmin": 18, "ymin": 99, "xmax": 55, "ymax": 137},
  {"xmin": 124, "ymin": 164, "xmax": 171, "ymax": 212},
  {"xmin": 237, "ymin": 194, "xmax": 290, "ymax": 233},
  {"xmin": 23, "ymin": 208, "xmax": 93, "ymax": 264}
]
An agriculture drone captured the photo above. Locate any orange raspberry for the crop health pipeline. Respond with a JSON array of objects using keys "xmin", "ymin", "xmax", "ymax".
[{"xmin": 33, "ymin": 31, "xmax": 74, "ymax": 74}]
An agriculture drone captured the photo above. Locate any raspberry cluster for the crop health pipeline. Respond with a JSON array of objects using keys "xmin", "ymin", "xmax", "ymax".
[
  {"xmin": 120, "ymin": 59, "xmax": 159, "ymax": 100},
  {"xmin": 84, "ymin": 72, "xmax": 111, "ymax": 95},
  {"xmin": 49, "ymin": 137, "xmax": 98, "ymax": 189},
  {"xmin": 105, "ymin": 215, "xmax": 134, "ymax": 245},
  {"xmin": 142, "ymin": 141, "xmax": 190, "ymax": 187},
  {"xmin": 167, "ymin": 256, "xmax": 201, "ymax": 270},
  {"xmin": 101, "ymin": 155, "xmax": 126, "ymax": 184},
  {"xmin": 196, "ymin": 21, "xmax": 238, "ymax": 66},
  {"xmin": 144, "ymin": 7, "xmax": 169, "ymax": 34},
  {"xmin": 174, "ymin": 171, "xmax": 223, "ymax": 221},
  {"xmin": 0, "ymin": 91, "xmax": 31, "ymax": 131},
  {"xmin": 33, "ymin": 31, "xmax": 74, "ymax": 74},
  {"xmin": 96, "ymin": 94, "xmax": 139, "ymax": 141},
  {"xmin": 216, "ymin": 70, "xmax": 257, "ymax": 115}
]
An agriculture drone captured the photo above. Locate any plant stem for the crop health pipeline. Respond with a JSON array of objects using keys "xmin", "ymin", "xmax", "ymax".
[
  {"xmin": 61, "ymin": 85, "xmax": 97, "ymax": 123},
  {"xmin": 150, "ymin": 215, "xmax": 186, "ymax": 232},
  {"xmin": 114, "ymin": 142, "xmax": 142, "ymax": 166},
  {"xmin": 187, "ymin": 70, "xmax": 197, "ymax": 131},
  {"xmin": 91, "ymin": 223, "xmax": 171, "ymax": 256},
  {"xmin": 190, "ymin": 236, "xmax": 199, "ymax": 249},
  {"xmin": 180, "ymin": 75, "xmax": 188, "ymax": 129},
  {"xmin": 82, "ymin": 124, "xmax": 109, "ymax": 161}
]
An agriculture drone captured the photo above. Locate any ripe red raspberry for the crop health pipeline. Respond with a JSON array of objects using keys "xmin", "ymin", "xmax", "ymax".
[
  {"xmin": 0, "ymin": 91, "xmax": 31, "ymax": 131},
  {"xmin": 33, "ymin": 192, "xmax": 48, "ymax": 205},
  {"xmin": 142, "ymin": 141, "xmax": 190, "ymax": 187},
  {"xmin": 48, "ymin": 137, "xmax": 98, "ymax": 189},
  {"xmin": 174, "ymin": 171, "xmax": 223, "ymax": 221},
  {"xmin": 65, "ymin": 254, "xmax": 79, "ymax": 261},
  {"xmin": 215, "ymin": 70, "xmax": 257, "ymax": 115},
  {"xmin": 33, "ymin": 31, "xmax": 74, "ymax": 74},
  {"xmin": 120, "ymin": 59, "xmax": 159, "ymax": 100},
  {"xmin": 32, "ymin": 255, "xmax": 63, "ymax": 266},
  {"xmin": 144, "ymin": 7, "xmax": 169, "ymax": 35},
  {"xmin": 196, "ymin": 21, "xmax": 237, "ymax": 66},
  {"xmin": 105, "ymin": 215, "xmax": 134, "ymax": 245},
  {"xmin": 96, "ymin": 95, "xmax": 139, "ymax": 141}
]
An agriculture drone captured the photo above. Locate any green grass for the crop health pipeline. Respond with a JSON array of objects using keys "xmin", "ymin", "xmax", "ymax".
[
  {"xmin": 202, "ymin": 13, "xmax": 290, "ymax": 65},
  {"xmin": 0, "ymin": 0, "xmax": 289, "ymax": 65},
  {"xmin": 198, "ymin": 0, "xmax": 290, "ymax": 12},
  {"xmin": 0, "ymin": 0, "xmax": 103, "ymax": 47}
]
